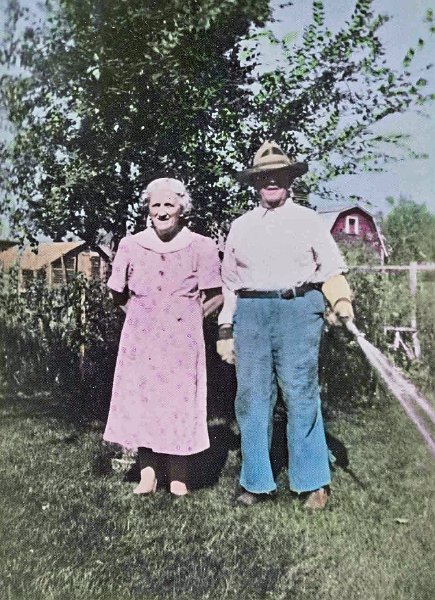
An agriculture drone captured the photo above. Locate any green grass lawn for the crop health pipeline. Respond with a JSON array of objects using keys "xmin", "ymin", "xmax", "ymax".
[{"xmin": 0, "ymin": 386, "xmax": 434, "ymax": 600}]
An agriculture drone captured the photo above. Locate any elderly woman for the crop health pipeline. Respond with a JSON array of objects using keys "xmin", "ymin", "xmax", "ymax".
[{"xmin": 104, "ymin": 178, "xmax": 223, "ymax": 497}]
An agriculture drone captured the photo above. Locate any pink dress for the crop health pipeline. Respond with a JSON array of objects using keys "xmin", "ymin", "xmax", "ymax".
[{"xmin": 103, "ymin": 227, "xmax": 222, "ymax": 455}]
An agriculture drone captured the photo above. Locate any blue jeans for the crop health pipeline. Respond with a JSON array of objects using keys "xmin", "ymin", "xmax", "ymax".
[{"xmin": 233, "ymin": 290, "xmax": 331, "ymax": 494}]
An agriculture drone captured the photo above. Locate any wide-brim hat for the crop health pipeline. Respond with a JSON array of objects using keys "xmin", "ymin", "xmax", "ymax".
[{"xmin": 235, "ymin": 140, "xmax": 308, "ymax": 183}]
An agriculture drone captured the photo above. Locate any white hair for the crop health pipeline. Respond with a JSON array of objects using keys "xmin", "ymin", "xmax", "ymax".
[{"xmin": 140, "ymin": 177, "xmax": 192, "ymax": 213}]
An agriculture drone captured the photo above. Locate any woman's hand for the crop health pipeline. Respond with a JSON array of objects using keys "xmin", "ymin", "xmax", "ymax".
[{"xmin": 110, "ymin": 288, "xmax": 130, "ymax": 313}]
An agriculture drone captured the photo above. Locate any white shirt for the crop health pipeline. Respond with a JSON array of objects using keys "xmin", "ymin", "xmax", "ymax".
[{"xmin": 218, "ymin": 198, "xmax": 347, "ymax": 324}]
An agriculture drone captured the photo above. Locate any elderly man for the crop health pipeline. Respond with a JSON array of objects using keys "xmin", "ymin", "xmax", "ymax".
[{"xmin": 217, "ymin": 141, "xmax": 354, "ymax": 508}]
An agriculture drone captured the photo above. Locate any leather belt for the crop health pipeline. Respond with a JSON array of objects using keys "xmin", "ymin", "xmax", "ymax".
[{"xmin": 237, "ymin": 283, "xmax": 321, "ymax": 300}]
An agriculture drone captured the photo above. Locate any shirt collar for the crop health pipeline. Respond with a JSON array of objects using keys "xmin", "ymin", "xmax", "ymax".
[{"xmin": 254, "ymin": 191, "xmax": 295, "ymax": 217}]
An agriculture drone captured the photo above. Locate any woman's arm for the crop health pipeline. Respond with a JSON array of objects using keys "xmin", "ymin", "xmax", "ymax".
[
  {"xmin": 110, "ymin": 288, "xmax": 130, "ymax": 312},
  {"xmin": 201, "ymin": 287, "xmax": 223, "ymax": 318},
  {"xmin": 107, "ymin": 237, "xmax": 131, "ymax": 312}
]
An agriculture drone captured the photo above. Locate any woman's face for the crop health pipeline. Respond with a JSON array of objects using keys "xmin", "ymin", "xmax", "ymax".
[{"xmin": 148, "ymin": 185, "xmax": 183, "ymax": 240}]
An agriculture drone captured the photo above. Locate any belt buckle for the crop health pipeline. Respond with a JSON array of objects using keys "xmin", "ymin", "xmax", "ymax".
[{"xmin": 281, "ymin": 286, "xmax": 296, "ymax": 300}]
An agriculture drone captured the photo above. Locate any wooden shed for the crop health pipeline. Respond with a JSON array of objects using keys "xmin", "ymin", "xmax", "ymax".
[{"xmin": 0, "ymin": 241, "xmax": 112, "ymax": 290}]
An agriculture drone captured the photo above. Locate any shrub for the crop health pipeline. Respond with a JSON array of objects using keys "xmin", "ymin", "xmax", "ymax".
[
  {"xmin": 320, "ymin": 247, "xmax": 414, "ymax": 413},
  {"xmin": 0, "ymin": 254, "xmax": 432, "ymax": 418},
  {"xmin": 0, "ymin": 270, "xmax": 122, "ymax": 415}
]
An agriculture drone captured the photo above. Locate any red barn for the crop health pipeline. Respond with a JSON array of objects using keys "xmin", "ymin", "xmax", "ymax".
[{"xmin": 317, "ymin": 205, "xmax": 388, "ymax": 264}]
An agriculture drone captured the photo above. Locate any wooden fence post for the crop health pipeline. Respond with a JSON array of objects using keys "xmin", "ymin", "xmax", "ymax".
[
  {"xmin": 409, "ymin": 262, "xmax": 421, "ymax": 358},
  {"xmin": 409, "ymin": 261, "xmax": 417, "ymax": 329},
  {"xmin": 350, "ymin": 262, "xmax": 435, "ymax": 360},
  {"xmin": 79, "ymin": 286, "xmax": 86, "ymax": 374}
]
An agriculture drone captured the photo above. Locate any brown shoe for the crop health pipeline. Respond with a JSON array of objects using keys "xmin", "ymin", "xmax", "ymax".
[
  {"xmin": 304, "ymin": 487, "xmax": 330, "ymax": 510},
  {"xmin": 236, "ymin": 491, "xmax": 275, "ymax": 507}
]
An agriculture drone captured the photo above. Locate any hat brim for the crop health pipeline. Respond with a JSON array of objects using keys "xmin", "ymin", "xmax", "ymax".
[{"xmin": 234, "ymin": 162, "xmax": 308, "ymax": 184}]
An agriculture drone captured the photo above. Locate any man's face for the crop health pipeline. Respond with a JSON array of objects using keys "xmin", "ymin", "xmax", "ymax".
[{"xmin": 253, "ymin": 169, "xmax": 293, "ymax": 209}]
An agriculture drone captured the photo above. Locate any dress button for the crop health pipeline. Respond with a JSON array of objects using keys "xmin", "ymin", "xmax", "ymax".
[
  {"xmin": 157, "ymin": 286, "xmax": 162, "ymax": 291},
  {"xmin": 160, "ymin": 254, "xmax": 165, "ymax": 261},
  {"xmin": 159, "ymin": 270, "xmax": 164, "ymax": 276}
]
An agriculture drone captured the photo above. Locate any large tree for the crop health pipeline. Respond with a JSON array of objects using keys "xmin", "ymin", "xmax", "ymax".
[
  {"xmin": 0, "ymin": 0, "xmax": 271, "ymax": 244},
  {"xmin": 0, "ymin": 0, "xmax": 433, "ymax": 245}
]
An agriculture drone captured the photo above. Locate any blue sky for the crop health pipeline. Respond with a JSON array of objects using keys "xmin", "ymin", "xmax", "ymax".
[{"xmin": 267, "ymin": 0, "xmax": 435, "ymax": 214}]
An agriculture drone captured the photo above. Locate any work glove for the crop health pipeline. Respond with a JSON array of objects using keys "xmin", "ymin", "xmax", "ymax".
[
  {"xmin": 216, "ymin": 325, "xmax": 235, "ymax": 365},
  {"xmin": 322, "ymin": 274, "xmax": 354, "ymax": 326}
]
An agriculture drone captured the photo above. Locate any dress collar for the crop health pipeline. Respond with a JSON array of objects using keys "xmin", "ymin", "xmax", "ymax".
[{"xmin": 132, "ymin": 226, "xmax": 194, "ymax": 253}]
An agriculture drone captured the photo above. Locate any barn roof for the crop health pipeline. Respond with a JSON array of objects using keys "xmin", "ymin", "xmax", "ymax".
[{"xmin": 317, "ymin": 210, "xmax": 343, "ymax": 230}]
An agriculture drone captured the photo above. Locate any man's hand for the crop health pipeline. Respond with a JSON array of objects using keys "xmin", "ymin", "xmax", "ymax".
[
  {"xmin": 322, "ymin": 274, "xmax": 354, "ymax": 326},
  {"xmin": 216, "ymin": 325, "xmax": 235, "ymax": 364},
  {"xmin": 324, "ymin": 301, "xmax": 354, "ymax": 325},
  {"xmin": 217, "ymin": 339, "xmax": 235, "ymax": 364},
  {"xmin": 333, "ymin": 299, "xmax": 354, "ymax": 320}
]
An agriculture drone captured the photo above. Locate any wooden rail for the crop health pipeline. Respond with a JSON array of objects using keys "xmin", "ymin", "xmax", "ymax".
[{"xmin": 349, "ymin": 263, "xmax": 435, "ymax": 271}]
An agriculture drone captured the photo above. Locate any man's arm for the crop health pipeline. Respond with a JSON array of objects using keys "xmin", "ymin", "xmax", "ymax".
[
  {"xmin": 321, "ymin": 274, "xmax": 354, "ymax": 324},
  {"xmin": 216, "ymin": 225, "xmax": 239, "ymax": 364},
  {"xmin": 201, "ymin": 287, "xmax": 223, "ymax": 318},
  {"xmin": 307, "ymin": 212, "xmax": 355, "ymax": 324},
  {"xmin": 217, "ymin": 224, "xmax": 239, "ymax": 327}
]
